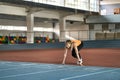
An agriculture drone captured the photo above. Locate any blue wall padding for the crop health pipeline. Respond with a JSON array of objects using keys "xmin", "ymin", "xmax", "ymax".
[{"xmin": 0, "ymin": 40, "xmax": 120, "ymax": 51}]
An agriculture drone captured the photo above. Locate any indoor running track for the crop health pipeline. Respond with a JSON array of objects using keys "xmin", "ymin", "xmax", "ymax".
[{"xmin": 0, "ymin": 61, "xmax": 120, "ymax": 80}]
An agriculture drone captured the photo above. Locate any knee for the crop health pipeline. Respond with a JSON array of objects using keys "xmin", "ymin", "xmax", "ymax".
[{"xmin": 64, "ymin": 54, "xmax": 67, "ymax": 57}]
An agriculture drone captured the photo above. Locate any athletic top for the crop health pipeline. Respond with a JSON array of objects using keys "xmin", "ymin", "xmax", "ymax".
[{"xmin": 71, "ymin": 40, "xmax": 81, "ymax": 46}]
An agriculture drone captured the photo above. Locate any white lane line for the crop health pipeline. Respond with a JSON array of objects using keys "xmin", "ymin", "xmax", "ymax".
[
  {"xmin": 0, "ymin": 63, "xmax": 29, "ymax": 67},
  {"xmin": 0, "ymin": 61, "xmax": 39, "ymax": 66},
  {"xmin": 0, "ymin": 64, "xmax": 67, "ymax": 72},
  {"xmin": 0, "ymin": 63, "xmax": 47, "ymax": 71},
  {"xmin": 0, "ymin": 61, "xmax": 61, "ymax": 67},
  {"xmin": 60, "ymin": 68, "xmax": 120, "ymax": 80},
  {"xmin": 0, "ymin": 64, "xmax": 36, "ymax": 72},
  {"xmin": 0, "ymin": 61, "xmax": 13, "ymax": 64},
  {"xmin": 0, "ymin": 66, "xmax": 77, "ymax": 79}
]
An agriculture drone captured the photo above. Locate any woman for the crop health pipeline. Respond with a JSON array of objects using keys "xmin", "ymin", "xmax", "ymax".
[{"xmin": 62, "ymin": 40, "xmax": 83, "ymax": 65}]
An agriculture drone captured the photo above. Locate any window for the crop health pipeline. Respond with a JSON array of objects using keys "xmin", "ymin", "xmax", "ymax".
[
  {"xmin": 102, "ymin": 24, "xmax": 108, "ymax": 31},
  {"xmin": 0, "ymin": 25, "xmax": 53, "ymax": 32},
  {"xmin": 24, "ymin": 0, "xmax": 33, "ymax": 2},
  {"xmin": 24, "ymin": 0, "xmax": 100, "ymax": 12},
  {"xmin": 90, "ymin": 0, "xmax": 99, "ymax": 12},
  {"xmin": 46, "ymin": 0, "xmax": 62, "ymax": 6},
  {"xmin": 80, "ymin": 0, "xmax": 89, "ymax": 10},
  {"xmin": 116, "ymin": 24, "xmax": 120, "ymax": 29},
  {"xmin": 89, "ymin": 24, "xmax": 94, "ymax": 30},
  {"xmin": 0, "ymin": 25, "xmax": 27, "ymax": 31},
  {"xmin": 32, "ymin": 0, "xmax": 39, "ymax": 2},
  {"xmin": 101, "ymin": 9, "xmax": 106, "ymax": 15},
  {"xmin": 65, "ymin": 0, "xmax": 78, "ymax": 8}
]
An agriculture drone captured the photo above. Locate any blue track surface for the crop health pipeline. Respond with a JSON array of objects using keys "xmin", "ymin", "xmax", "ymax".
[{"xmin": 0, "ymin": 61, "xmax": 120, "ymax": 80}]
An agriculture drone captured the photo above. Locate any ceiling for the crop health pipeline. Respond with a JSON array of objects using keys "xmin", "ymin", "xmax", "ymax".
[{"xmin": 100, "ymin": 0, "xmax": 120, "ymax": 5}]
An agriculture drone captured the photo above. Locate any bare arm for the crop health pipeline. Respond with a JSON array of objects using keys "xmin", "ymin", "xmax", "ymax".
[
  {"xmin": 70, "ymin": 43, "xmax": 73, "ymax": 51},
  {"xmin": 62, "ymin": 48, "xmax": 68, "ymax": 64}
]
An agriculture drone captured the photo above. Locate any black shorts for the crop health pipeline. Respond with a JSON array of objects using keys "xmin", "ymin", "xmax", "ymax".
[{"xmin": 72, "ymin": 41, "xmax": 83, "ymax": 58}]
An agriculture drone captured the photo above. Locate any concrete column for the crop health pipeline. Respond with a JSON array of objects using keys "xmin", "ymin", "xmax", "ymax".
[
  {"xmin": 52, "ymin": 22, "xmax": 56, "ymax": 40},
  {"xmin": 26, "ymin": 13, "xmax": 34, "ymax": 43},
  {"xmin": 59, "ymin": 17, "xmax": 66, "ymax": 42}
]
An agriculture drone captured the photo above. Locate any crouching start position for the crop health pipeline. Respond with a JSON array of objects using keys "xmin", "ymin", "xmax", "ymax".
[{"xmin": 62, "ymin": 40, "xmax": 83, "ymax": 66}]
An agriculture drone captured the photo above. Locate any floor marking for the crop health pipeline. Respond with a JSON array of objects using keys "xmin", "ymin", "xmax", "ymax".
[
  {"xmin": 0, "ymin": 66, "xmax": 77, "ymax": 79},
  {"xmin": 0, "ymin": 61, "xmax": 62, "ymax": 67},
  {"xmin": 0, "ymin": 62, "xmax": 57, "ymax": 68},
  {"xmin": 0, "ymin": 64, "xmax": 36, "ymax": 72},
  {"xmin": 0, "ymin": 63, "xmax": 26, "ymax": 67},
  {"xmin": 0, "ymin": 64, "xmax": 68, "ymax": 72},
  {"xmin": 60, "ymin": 68, "xmax": 120, "ymax": 80}
]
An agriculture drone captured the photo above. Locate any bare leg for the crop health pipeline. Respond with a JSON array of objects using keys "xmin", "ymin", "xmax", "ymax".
[{"xmin": 74, "ymin": 47, "xmax": 83, "ymax": 66}]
